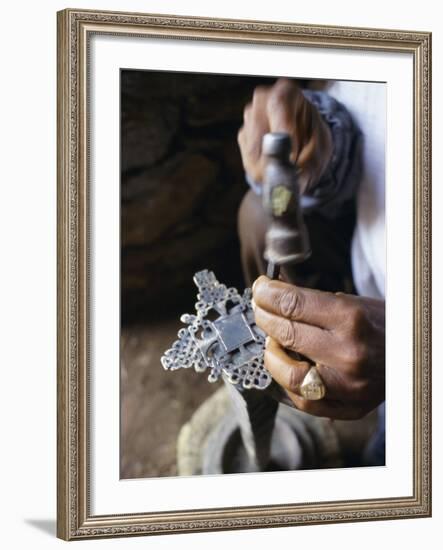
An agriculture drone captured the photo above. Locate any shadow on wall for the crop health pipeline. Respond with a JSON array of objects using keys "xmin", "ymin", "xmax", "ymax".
[{"xmin": 120, "ymin": 70, "xmax": 275, "ymax": 323}]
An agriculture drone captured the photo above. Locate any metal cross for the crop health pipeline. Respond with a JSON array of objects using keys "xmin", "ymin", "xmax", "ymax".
[
  {"xmin": 161, "ymin": 270, "xmax": 272, "ymax": 390},
  {"xmin": 161, "ymin": 270, "xmax": 279, "ymax": 471}
]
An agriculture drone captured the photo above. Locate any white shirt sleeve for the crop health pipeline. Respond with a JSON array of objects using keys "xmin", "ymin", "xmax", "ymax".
[{"xmin": 327, "ymin": 81, "xmax": 386, "ymax": 299}]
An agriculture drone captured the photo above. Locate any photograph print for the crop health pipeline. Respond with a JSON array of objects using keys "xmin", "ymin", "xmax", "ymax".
[{"xmin": 119, "ymin": 69, "xmax": 386, "ymax": 480}]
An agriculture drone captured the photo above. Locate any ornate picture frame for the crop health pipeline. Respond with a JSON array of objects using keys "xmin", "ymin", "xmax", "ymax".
[{"xmin": 57, "ymin": 8, "xmax": 431, "ymax": 540}]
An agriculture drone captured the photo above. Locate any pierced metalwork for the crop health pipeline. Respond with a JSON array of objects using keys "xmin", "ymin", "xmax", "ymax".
[{"xmin": 161, "ymin": 270, "xmax": 271, "ymax": 390}]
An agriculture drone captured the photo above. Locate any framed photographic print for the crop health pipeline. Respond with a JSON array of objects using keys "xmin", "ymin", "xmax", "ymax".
[{"xmin": 57, "ymin": 8, "xmax": 431, "ymax": 540}]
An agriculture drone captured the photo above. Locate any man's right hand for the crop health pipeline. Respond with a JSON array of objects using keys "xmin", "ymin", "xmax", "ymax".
[{"xmin": 237, "ymin": 78, "xmax": 333, "ymax": 194}]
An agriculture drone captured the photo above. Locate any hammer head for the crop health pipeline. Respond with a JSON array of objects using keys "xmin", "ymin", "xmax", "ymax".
[{"xmin": 262, "ymin": 133, "xmax": 311, "ymax": 268}]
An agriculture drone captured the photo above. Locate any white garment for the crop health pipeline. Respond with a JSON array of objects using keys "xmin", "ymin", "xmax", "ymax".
[{"xmin": 327, "ymin": 81, "xmax": 386, "ymax": 300}]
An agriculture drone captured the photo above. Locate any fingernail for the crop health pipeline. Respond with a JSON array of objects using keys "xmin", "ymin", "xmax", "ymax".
[
  {"xmin": 251, "ymin": 298, "xmax": 256, "ymax": 312},
  {"xmin": 265, "ymin": 336, "xmax": 271, "ymax": 346},
  {"xmin": 252, "ymin": 275, "xmax": 267, "ymax": 294}
]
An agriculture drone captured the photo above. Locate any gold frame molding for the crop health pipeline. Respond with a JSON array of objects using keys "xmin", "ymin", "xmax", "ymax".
[{"xmin": 57, "ymin": 8, "xmax": 432, "ymax": 540}]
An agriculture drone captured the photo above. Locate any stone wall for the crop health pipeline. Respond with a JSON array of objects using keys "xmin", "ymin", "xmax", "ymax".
[{"xmin": 121, "ymin": 70, "xmax": 273, "ymax": 321}]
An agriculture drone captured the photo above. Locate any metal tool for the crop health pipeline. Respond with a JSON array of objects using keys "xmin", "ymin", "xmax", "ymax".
[
  {"xmin": 162, "ymin": 132, "xmax": 312, "ymax": 472},
  {"xmin": 222, "ymin": 131, "xmax": 313, "ymax": 470},
  {"xmin": 262, "ymin": 132, "xmax": 311, "ymax": 280}
]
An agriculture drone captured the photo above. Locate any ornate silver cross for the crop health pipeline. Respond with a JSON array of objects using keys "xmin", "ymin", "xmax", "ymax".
[{"xmin": 161, "ymin": 270, "xmax": 271, "ymax": 390}]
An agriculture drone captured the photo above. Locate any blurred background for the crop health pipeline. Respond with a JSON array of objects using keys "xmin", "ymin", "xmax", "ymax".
[{"xmin": 120, "ymin": 70, "xmax": 274, "ymax": 478}]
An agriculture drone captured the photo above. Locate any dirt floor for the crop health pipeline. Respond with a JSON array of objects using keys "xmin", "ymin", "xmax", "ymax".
[
  {"xmin": 120, "ymin": 319, "xmax": 380, "ymax": 479},
  {"xmin": 120, "ymin": 318, "xmax": 220, "ymax": 479}
]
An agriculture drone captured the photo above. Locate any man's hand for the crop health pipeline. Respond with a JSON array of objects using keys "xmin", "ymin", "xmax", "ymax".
[
  {"xmin": 237, "ymin": 78, "xmax": 333, "ymax": 193},
  {"xmin": 252, "ymin": 276, "xmax": 385, "ymax": 420}
]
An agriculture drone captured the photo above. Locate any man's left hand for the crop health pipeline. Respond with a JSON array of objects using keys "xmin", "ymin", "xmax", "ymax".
[{"xmin": 252, "ymin": 276, "xmax": 385, "ymax": 420}]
